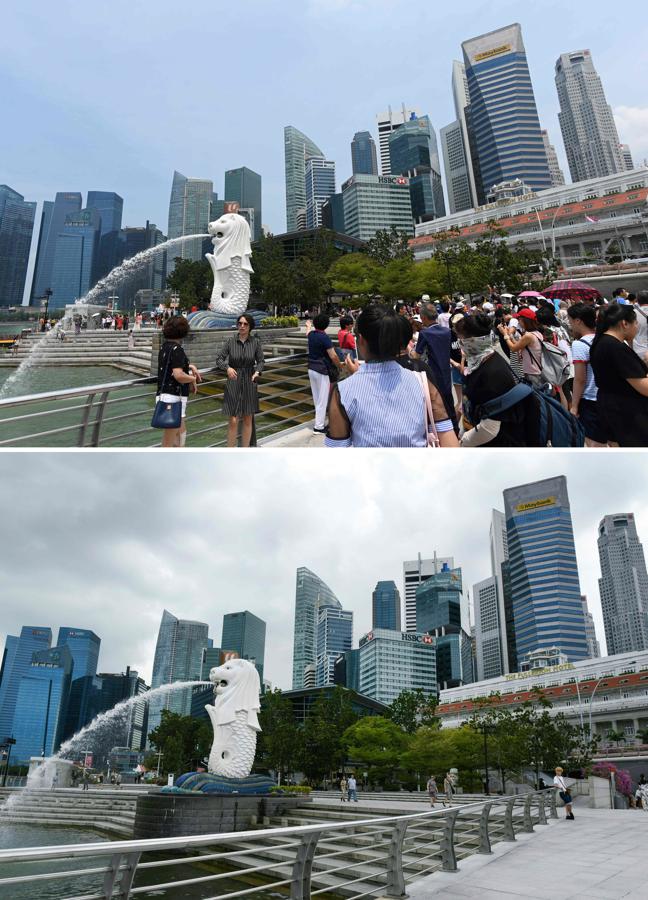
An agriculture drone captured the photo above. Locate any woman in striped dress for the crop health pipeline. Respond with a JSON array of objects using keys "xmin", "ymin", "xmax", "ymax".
[{"xmin": 216, "ymin": 314, "xmax": 265, "ymax": 447}]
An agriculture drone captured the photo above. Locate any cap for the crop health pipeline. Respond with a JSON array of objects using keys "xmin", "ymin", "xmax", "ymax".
[{"xmin": 516, "ymin": 308, "xmax": 537, "ymax": 321}]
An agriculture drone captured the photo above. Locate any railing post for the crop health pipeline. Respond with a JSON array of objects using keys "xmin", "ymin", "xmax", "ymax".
[
  {"xmin": 523, "ymin": 794, "xmax": 534, "ymax": 832},
  {"xmin": 503, "ymin": 797, "xmax": 516, "ymax": 841},
  {"xmin": 478, "ymin": 802, "xmax": 493, "ymax": 854},
  {"xmin": 78, "ymin": 392, "xmax": 96, "ymax": 446},
  {"xmin": 291, "ymin": 830, "xmax": 321, "ymax": 900},
  {"xmin": 384, "ymin": 819, "xmax": 408, "ymax": 899},
  {"xmin": 537, "ymin": 793, "xmax": 547, "ymax": 825},
  {"xmin": 440, "ymin": 810, "xmax": 459, "ymax": 872},
  {"xmin": 549, "ymin": 790, "xmax": 558, "ymax": 819},
  {"xmin": 103, "ymin": 851, "xmax": 141, "ymax": 899}
]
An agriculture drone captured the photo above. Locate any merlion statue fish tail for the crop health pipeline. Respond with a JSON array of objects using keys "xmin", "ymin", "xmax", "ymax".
[
  {"xmin": 205, "ymin": 214, "xmax": 254, "ymax": 317},
  {"xmin": 206, "ymin": 658, "xmax": 261, "ymax": 779}
]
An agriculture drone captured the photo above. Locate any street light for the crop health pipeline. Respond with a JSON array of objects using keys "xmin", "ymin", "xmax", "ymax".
[
  {"xmin": 37, "ymin": 289, "xmax": 53, "ymax": 330},
  {"xmin": 1, "ymin": 737, "xmax": 16, "ymax": 787}
]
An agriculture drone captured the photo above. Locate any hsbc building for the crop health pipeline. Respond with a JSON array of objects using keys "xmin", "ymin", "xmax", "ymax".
[
  {"xmin": 340, "ymin": 174, "xmax": 414, "ymax": 243},
  {"xmin": 358, "ymin": 628, "xmax": 437, "ymax": 706}
]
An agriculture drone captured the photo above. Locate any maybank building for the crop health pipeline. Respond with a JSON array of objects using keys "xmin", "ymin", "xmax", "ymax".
[
  {"xmin": 358, "ymin": 629, "xmax": 437, "ymax": 706},
  {"xmin": 503, "ymin": 477, "xmax": 589, "ymax": 665},
  {"xmin": 462, "ymin": 24, "xmax": 551, "ymax": 204}
]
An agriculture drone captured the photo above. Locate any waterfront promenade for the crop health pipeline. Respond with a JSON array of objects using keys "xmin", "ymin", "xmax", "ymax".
[{"xmin": 408, "ymin": 804, "xmax": 648, "ymax": 900}]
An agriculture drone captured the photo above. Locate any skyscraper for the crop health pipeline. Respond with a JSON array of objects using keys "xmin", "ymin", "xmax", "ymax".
[
  {"xmin": 503, "ymin": 477, "xmax": 589, "ymax": 665},
  {"xmin": 440, "ymin": 61, "xmax": 478, "ymax": 214},
  {"xmin": 12, "ymin": 645, "xmax": 73, "ymax": 763},
  {"xmin": 597, "ymin": 514, "xmax": 648, "ymax": 655},
  {"xmin": 284, "ymin": 126, "xmax": 324, "ymax": 232},
  {"xmin": 0, "ymin": 627, "xmax": 52, "ymax": 743},
  {"xmin": 358, "ymin": 629, "xmax": 437, "ymax": 705},
  {"xmin": 117, "ymin": 221, "xmax": 167, "ymax": 308},
  {"xmin": 415, "ymin": 565, "xmax": 473, "ymax": 689},
  {"xmin": 351, "ymin": 131, "xmax": 378, "ymax": 176},
  {"xmin": 57, "ymin": 627, "xmax": 101, "ymax": 739},
  {"xmin": 221, "ymin": 611, "xmax": 266, "ymax": 681},
  {"xmin": 305, "ymin": 157, "xmax": 336, "ymax": 229},
  {"xmin": 30, "ymin": 192, "xmax": 82, "ymax": 303},
  {"xmin": 86, "ymin": 191, "xmax": 124, "ymax": 282},
  {"xmin": 556, "ymin": 50, "xmax": 626, "ymax": 183},
  {"xmin": 223, "ymin": 167, "xmax": 262, "ymax": 241},
  {"xmin": 581, "ymin": 596, "xmax": 601, "ymax": 659},
  {"xmin": 620, "ymin": 145, "xmax": 635, "ymax": 171},
  {"xmin": 403, "ymin": 554, "xmax": 454, "ymax": 633},
  {"xmin": 388, "ymin": 115, "xmax": 446, "ymax": 223},
  {"xmin": 372, "ymin": 581, "xmax": 401, "ymax": 631},
  {"xmin": 473, "ymin": 576, "xmax": 503, "ymax": 681},
  {"xmin": 148, "ymin": 610, "xmax": 209, "ymax": 738},
  {"xmin": 490, "ymin": 508, "xmax": 515, "ymax": 674},
  {"xmin": 376, "ymin": 105, "xmax": 423, "ymax": 175},
  {"xmin": 541, "ymin": 131, "xmax": 566, "ymax": 187},
  {"xmin": 167, "ymin": 171, "xmax": 213, "ymax": 269},
  {"xmin": 292, "ymin": 566, "xmax": 341, "ymax": 689},
  {"xmin": 0, "ymin": 185, "xmax": 36, "ymax": 307},
  {"xmin": 340, "ymin": 175, "xmax": 413, "ymax": 242},
  {"xmin": 49, "ymin": 208, "xmax": 102, "ymax": 308},
  {"xmin": 316, "ymin": 607, "xmax": 353, "ymax": 686},
  {"xmin": 462, "ymin": 24, "xmax": 551, "ymax": 203}
]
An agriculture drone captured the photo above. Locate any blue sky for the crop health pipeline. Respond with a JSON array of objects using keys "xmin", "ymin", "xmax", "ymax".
[{"xmin": 2, "ymin": 0, "xmax": 648, "ymax": 298}]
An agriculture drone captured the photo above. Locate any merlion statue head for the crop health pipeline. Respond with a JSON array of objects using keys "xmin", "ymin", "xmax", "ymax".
[
  {"xmin": 208, "ymin": 214, "xmax": 253, "ymax": 274},
  {"xmin": 209, "ymin": 658, "xmax": 261, "ymax": 731}
]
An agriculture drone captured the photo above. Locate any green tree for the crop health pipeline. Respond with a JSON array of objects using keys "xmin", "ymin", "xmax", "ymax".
[
  {"xmin": 147, "ymin": 710, "xmax": 213, "ymax": 776},
  {"xmin": 166, "ymin": 258, "xmax": 213, "ymax": 308},
  {"xmin": 328, "ymin": 254, "xmax": 381, "ymax": 300},
  {"xmin": 402, "ymin": 724, "xmax": 483, "ymax": 790},
  {"xmin": 299, "ymin": 687, "xmax": 358, "ymax": 783},
  {"xmin": 341, "ymin": 717, "xmax": 411, "ymax": 786},
  {"xmin": 257, "ymin": 689, "xmax": 302, "ymax": 784},
  {"xmin": 377, "ymin": 258, "xmax": 422, "ymax": 301},
  {"xmin": 387, "ymin": 689, "xmax": 438, "ymax": 734},
  {"xmin": 366, "ymin": 227, "xmax": 414, "ymax": 265}
]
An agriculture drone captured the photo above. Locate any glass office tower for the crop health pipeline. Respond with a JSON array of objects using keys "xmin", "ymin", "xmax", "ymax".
[
  {"xmin": 358, "ymin": 629, "xmax": 437, "ymax": 706},
  {"xmin": 0, "ymin": 185, "xmax": 37, "ymax": 307},
  {"xmin": 12, "ymin": 645, "xmax": 73, "ymax": 763},
  {"xmin": 351, "ymin": 131, "xmax": 378, "ymax": 176},
  {"xmin": 30, "ymin": 192, "xmax": 82, "ymax": 303},
  {"xmin": 0, "ymin": 627, "xmax": 52, "ymax": 743},
  {"xmin": 224, "ymin": 167, "xmax": 262, "ymax": 241},
  {"xmin": 388, "ymin": 115, "xmax": 446, "ymax": 222},
  {"xmin": 167, "ymin": 171, "xmax": 213, "ymax": 270},
  {"xmin": 503, "ymin": 477, "xmax": 589, "ymax": 664},
  {"xmin": 598, "ymin": 514, "xmax": 648, "ymax": 655},
  {"xmin": 221, "ymin": 611, "xmax": 266, "ymax": 682},
  {"xmin": 372, "ymin": 581, "xmax": 401, "ymax": 631},
  {"xmin": 284, "ymin": 126, "xmax": 324, "ymax": 232},
  {"xmin": 50, "ymin": 208, "xmax": 101, "ymax": 308},
  {"xmin": 292, "ymin": 567, "xmax": 341, "ymax": 689},
  {"xmin": 316, "ymin": 607, "xmax": 353, "ymax": 686},
  {"xmin": 57, "ymin": 628, "xmax": 101, "ymax": 738},
  {"xmin": 148, "ymin": 610, "xmax": 209, "ymax": 740},
  {"xmin": 305, "ymin": 158, "xmax": 336, "ymax": 229},
  {"xmin": 86, "ymin": 191, "xmax": 124, "ymax": 281},
  {"xmin": 462, "ymin": 24, "xmax": 551, "ymax": 203}
]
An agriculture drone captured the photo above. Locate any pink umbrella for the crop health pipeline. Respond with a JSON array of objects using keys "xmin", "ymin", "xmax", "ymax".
[{"xmin": 518, "ymin": 291, "xmax": 545, "ymax": 299}]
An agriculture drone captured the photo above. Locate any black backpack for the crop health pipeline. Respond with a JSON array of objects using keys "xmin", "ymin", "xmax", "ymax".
[{"xmin": 477, "ymin": 382, "xmax": 585, "ymax": 448}]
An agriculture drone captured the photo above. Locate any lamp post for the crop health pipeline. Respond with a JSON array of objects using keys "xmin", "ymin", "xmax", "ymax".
[
  {"xmin": 38, "ymin": 289, "xmax": 53, "ymax": 330},
  {"xmin": 478, "ymin": 719, "xmax": 494, "ymax": 795},
  {"xmin": 2, "ymin": 737, "xmax": 16, "ymax": 787}
]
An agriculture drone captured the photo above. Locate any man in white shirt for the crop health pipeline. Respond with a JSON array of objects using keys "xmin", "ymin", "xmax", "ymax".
[
  {"xmin": 632, "ymin": 292, "xmax": 648, "ymax": 364},
  {"xmin": 554, "ymin": 766, "xmax": 574, "ymax": 820},
  {"xmin": 347, "ymin": 775, "xmax": 358, "ymax": 802}
]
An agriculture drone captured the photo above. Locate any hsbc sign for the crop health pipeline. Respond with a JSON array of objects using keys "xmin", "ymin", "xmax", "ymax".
[{"xmin": 378, "ymin": 176, "xmax": 409, "ymax": 186}]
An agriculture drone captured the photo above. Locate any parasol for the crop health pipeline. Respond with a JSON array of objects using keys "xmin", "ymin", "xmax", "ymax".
[
  {"xmin": 544, "ymin": 280, "xmax": 602, "ymax": 301},
  {"xmin": 518, "ymin": 291, "xmax": 546, "ymax": 299}
]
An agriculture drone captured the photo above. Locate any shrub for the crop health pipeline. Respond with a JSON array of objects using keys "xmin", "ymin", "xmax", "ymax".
[
  {"xmin": 260, "ymin": 316, "xmax": 299, "ymax": 328},
  {"xmin": 591, "ymin": 761, "xmax": 633, "ymax": 797},
  {"xmin": 269, "ymin": 785, "xmax": 311, "ymax": 794}
]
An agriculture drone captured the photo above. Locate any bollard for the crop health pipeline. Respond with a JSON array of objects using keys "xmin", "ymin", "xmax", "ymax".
[
  {"xmin": 478, "ymin": 802, "xmax": 493, "ymax": 854},
  {"xmin": 290, "ymin": 831, "xmax": 321, "ymax": 900},
  {"xmin": 440, "ymin": 810, "xmax": 459, "ymax": 872},
  {"xmin": 103, "ymin": 851, "xmax": 141, "ymax": 900},
  {"xmin": 537, "ymin": 793, "xmax": 547, "ymax": 825},
  {"xmin": 384, "ymin": 819, "xmax": 409, "ymax": 899},
  {"xmin": 503, "ymin": 797, "xmax": 516, "ymax": 842}
]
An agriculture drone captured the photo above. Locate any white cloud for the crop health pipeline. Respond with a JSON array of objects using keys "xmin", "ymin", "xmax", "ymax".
[{"xmin": 614, "ymin": 106, "xmax": 648, "ymax": 166}]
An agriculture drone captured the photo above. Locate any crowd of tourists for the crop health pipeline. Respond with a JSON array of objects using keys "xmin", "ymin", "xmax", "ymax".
[{"xmin": 306, "ymin": 289, "xmax": 648, "ymax": 449}]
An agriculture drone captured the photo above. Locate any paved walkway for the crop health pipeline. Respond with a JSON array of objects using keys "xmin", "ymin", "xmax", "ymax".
[{"xmin": 407, "ymin": 805, "xmax": 648, "ymax": 900}]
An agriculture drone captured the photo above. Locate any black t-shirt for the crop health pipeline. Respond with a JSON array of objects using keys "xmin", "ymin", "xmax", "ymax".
[
  {"xmin": 158, "ymin": 341, "xmax": 190, "ymax": 396},
  {"xmin": 590, "ymin": 334, "xmax": 648, "ymax": 397},
  {"xmin": 465, "ymin": 353, "xmax": 531, "ymax": 447}
]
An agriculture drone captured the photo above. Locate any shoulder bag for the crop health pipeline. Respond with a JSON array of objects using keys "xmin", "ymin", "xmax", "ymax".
[{"xmin": 151, "ymin": 345, "xmax": 182, "ymax": 429}]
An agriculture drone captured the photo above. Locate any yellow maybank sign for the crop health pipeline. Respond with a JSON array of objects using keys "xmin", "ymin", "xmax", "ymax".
[
  {"xmin": 475, "ymin": 44, "xmax": 512, "ymax": 62},
  {"xmin": 515, "ymin": 497, "xmax": 556, "ymax": 513}
]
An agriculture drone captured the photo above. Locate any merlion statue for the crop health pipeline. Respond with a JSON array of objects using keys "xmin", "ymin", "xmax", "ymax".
[
  {"xmin": 205, "ymin": 214, "xmax": 254, "ymax": 317},
  {"xmin": 206, "ymin": 658, "xmax": 261, "ymax": 779}
]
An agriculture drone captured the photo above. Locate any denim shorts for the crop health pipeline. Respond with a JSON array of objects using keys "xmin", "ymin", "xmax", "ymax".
[{"xmin": 578, "ymin": 398, "xmax": 607, "ymax": 444}]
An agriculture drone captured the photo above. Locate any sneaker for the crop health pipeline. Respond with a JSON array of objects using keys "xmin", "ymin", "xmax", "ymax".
[{"xmin": 313, "ymin": 427, "xmax": 326, "ymax": 434}]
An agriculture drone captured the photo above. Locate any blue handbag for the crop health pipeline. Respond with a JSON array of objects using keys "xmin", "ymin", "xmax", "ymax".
[{"xmin": 151, "ymin": 347, "xmax": 183, "ymax": 429}]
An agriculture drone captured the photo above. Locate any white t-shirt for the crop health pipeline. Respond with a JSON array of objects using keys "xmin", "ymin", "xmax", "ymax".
[
  {"xmin": 571, "ymin": 334, "xmax": 598, "ymax": 401},
  {"xmin": 633, "ymin": 305, "xmax": 648, "ymax": 359},
  {"xmin": 554, "ymin": 774, "xmax": 568, "ymax": 791}
]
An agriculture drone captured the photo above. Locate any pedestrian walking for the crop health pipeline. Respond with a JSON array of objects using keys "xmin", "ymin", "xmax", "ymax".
[
  {"xmin": 427, "ymin": 775, "xmax": 438, "ymax": 807},
  {"xmin": 215, "ymin": 313, "xmax": 265, "ymax": 447},
  {"xmin": 554, "ymin": 767, "xmax": 574, "ymax": 820},
  {"xmin": 340, "ymin": 776, "xmax": 348, "ymax": 802},
  {"xmin": 443, "ymin": 771, "xmax": 454, "ymax": 807},
  {"xmin": 347, "ymin": 775, "xmax": 358, "ymax": 802},
  {"xmin": 82, "ymin": 769, "xmax": 90, "ymax": 791}
]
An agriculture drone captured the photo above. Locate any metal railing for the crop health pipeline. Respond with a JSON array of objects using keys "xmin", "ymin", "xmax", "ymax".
[
  {"xmin": 0, "ymin": 789, "xmax": 557, "ymax": 899},
  {"xmin": 0, "ymin": 353, "xmax": 312, "ymax": 448}
]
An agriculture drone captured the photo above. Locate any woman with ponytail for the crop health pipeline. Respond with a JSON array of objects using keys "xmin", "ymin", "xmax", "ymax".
[
  {"xmin": 589, "ymin": 303, "xmax": 648, "ymax": 446},
  {"xmin": 325, "ymin": 303, "xmax": 452, "ymax": 447}
]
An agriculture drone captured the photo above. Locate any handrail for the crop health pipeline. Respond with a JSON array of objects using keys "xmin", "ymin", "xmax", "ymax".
[{"xmin": 0, "ymin": 789, "xmax": 557, "ymax": 898}]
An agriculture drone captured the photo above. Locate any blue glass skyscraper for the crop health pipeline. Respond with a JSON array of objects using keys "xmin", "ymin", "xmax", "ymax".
[
  {"xmin": 0, "ymin": 627, "xmax": 52, "ymax": 743},
  {"xmin": 388, "ymin": 115, "xmax": 446, "ymax": 223},
  {"xmin": 12, "ymin": 645, "xmax": 73, "ymax": 763},
  {"xmin": 305, "ymin": 158, "xmax": 336, "ymax": 229},
  {"xmin": 351, "ymin": 132, "xmax": 378, "ymax": 176},
  {"xmin": 30, "ymin": 192, "xmax": 82, "ymax": 303},
  {"xmin": 224, "ymin": 168, "xmax": 262, "ymax": 241},
  {"xmin": 57, "ymin": 627, "xmax": 101, "ymax": 738},
  {"xmin": 221, "ymin": 611, "xmax": 266, "ymax": 682},
  {"xmin": 292, "ymin": 567, "xmax": 341, "ymax": 689},
  {"xmin": 316, "ymin": 607, "xmax": 353, "ymax": 687},
  {"xmin": 167, "ymin": 171, "xmax": 213, "ymax": 271},
  {"xmin": 86, "ymin": 191, "xmax": 124, "ymax": 282},
  {"xmin": 462, "ymin": 24, "xmax": 551, "ymax": 203},
  {"xmin": 0, "ymin": 185, "xmax": 37, "ymax": 307},
  {"xmin": 503, "ymin": 476, "xmax": 589, "ymax": 665},
  {"xmin": 372, "ymin": 581, "xmax": 401, "ymax": 631},
  {"xmin": 284, "ymin": 126, "xmax": 324, "ymax": 232},
  {"xmin": 50, "ymin": 208, "xmax": 101, "ymax": 308}
]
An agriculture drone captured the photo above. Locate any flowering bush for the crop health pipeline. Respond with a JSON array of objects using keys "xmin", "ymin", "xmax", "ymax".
[{"xmin": 591, "ymin": 761, "xmax": 633, "ymax": 797}]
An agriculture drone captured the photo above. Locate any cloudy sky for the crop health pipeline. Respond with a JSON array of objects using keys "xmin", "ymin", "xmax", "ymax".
[
  {"xmin": 2, "ymin": 451, "xmax": 646, "ymax": 690},
  {"xmin": 3, "ymin": 0, "xmax": 648, "ymax": 302}
]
